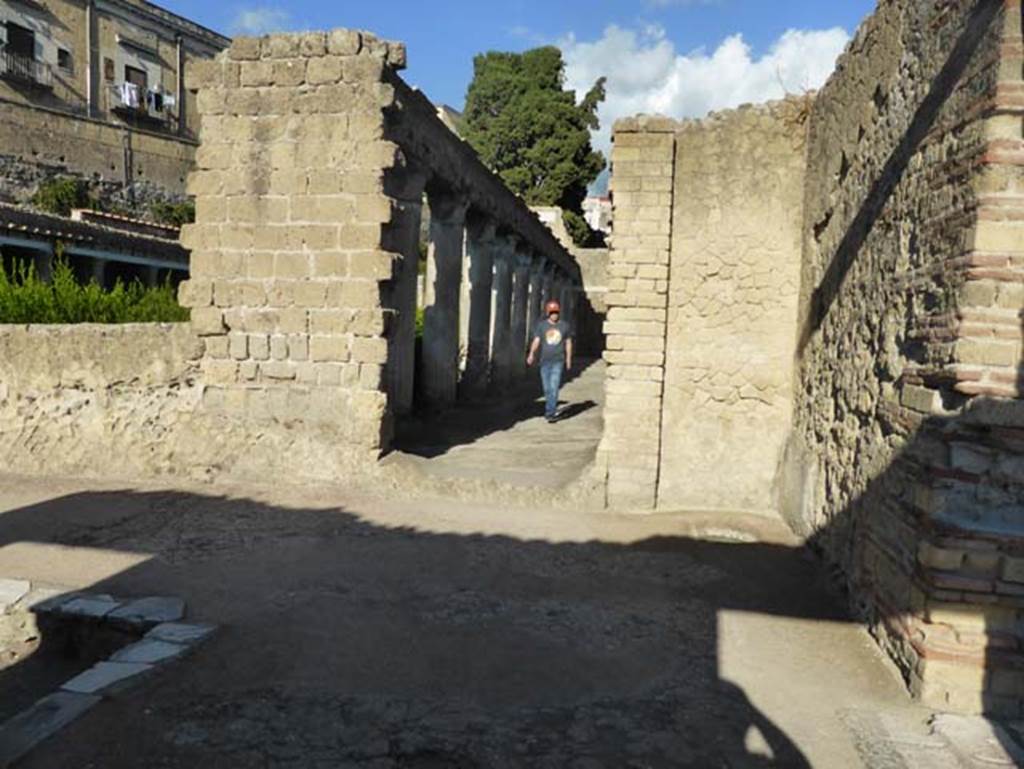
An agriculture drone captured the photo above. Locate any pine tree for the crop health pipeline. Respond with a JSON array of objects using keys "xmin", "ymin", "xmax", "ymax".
[{"xmin": 463, "ymin": 47, "xmax": 606, "ymax": 247}]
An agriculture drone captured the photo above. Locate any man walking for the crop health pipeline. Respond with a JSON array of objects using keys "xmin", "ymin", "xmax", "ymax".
[{"xmin": 526, "ymin": 299, "xmax": 573, "ymax": 423}]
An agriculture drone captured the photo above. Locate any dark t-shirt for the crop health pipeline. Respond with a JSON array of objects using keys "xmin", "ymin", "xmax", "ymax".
[{"xmin": 533, "ymin": 319, "xmax": 572, "ymax": 363}]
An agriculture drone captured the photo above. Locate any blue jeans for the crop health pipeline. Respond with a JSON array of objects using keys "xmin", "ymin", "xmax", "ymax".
[{"xmin": 540, "ymin": 360, "xmax": 564, "ymax": 418}]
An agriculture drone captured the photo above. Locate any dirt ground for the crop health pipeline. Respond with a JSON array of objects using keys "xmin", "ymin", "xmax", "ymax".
[
  {"xmin": 0, "ymin": 469, "xmax": 959, "ymax": 769},
  {"xmin": 1, "ymin": 362, "xmax": 1019, "ymax": 767}
]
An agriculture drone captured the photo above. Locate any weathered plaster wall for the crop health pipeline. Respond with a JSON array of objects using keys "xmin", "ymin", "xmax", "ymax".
[
  {"xmin": 0, "ymin": 323, "xmax": 397, "ymax": 483},
  {"xmin": 0, "ymin": 324, "xmax": 203, "ymax": 479},
  {"xmin": 658, "ymin": 102, "xmax": 806, "ymax": 513},
  {"xmin": 783, "ymin": 0, "xmax": 1024, "ymax": 715}
]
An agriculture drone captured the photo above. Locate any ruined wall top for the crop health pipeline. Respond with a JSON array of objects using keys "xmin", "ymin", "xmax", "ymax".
[
  {"xmin": 383, "ymin": 71, "xmax": 582, "ymax": 281},
  {"xmin": 194, "ymin": 28, "xmax": 583, "ymax": 283},
  {"xmin": 613, "ymin": 96, "xmax": 815, "ymax": 137}
]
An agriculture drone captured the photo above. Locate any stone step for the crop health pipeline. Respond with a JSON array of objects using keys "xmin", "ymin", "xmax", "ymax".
[{"xmin": 0, "ymin": 578, "xmax": 217, "ymax": 768}]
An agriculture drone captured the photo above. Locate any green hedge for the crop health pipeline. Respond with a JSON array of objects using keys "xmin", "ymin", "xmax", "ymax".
[{"xmin": 0, "ymin": 258, "xmax": 189, "ymax": 324}]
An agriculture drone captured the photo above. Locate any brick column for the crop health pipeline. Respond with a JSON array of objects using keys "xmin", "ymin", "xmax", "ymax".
[
  {"xmin": 595, "ymin": 117, "xmax": 675, "ymax": 510},
  {"xmin": 510, "ymin": 248, "xmax": 532, "ymax": 378},
  {"xmin": 462, "ymin": 218, "xmax": 496, "ymax": 397},
  {"xmin": 490, "ymin": 239, "xmax": 514, "ymax": 389},
  {"xmin": 421, "ymin": 190, "xmax": 469, "ymax": 408}
]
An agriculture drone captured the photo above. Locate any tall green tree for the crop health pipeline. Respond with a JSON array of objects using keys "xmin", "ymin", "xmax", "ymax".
[{"xmin": 463, "ymin": 46, "xmax": 606, "ymax": 247}]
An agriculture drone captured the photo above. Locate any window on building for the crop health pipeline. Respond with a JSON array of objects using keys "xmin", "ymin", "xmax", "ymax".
[
  {"xmin": 57, "ymin": 48, "xmax": 71, "ymax": 71},
  {"xmin": 103, "ymin": 57, "xmax": 114, "ymax": 81},
  {"xmin": 124, "ymin": 65, "xmax": 147, "ymax": 90},
  {"xmin": 5, "ymin": 22, "xmax": 35, "ymax": 60}
]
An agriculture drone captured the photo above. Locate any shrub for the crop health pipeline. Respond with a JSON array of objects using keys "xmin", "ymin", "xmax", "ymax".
[
  {"xmin": 150, "ymin": 199, "xmax": 196, "ymax": 227},
  {"xmin": 0, "ymin": 257, "xmax": 189, "ymax": 324},
  {"xmin": 31, "ymin": 177, "xmax": 92, "ymax": 217}
]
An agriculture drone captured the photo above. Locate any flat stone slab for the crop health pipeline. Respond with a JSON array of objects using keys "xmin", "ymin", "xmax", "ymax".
[
  {"xmin": 146, "ymin": 622, "xmax": 217, "ymax": 645},
  {"xmin": 110, "ymin": 639, "xmax": 188, "ymax": 665},
  {"xmin": 0, "ymin": 691, "xmax": 101, "ymax": 767},
  {"xmin": 22, "ymin": 586, "xmax": 74, "ymax": 613},
  {"xmin": 61, "ymin": 661, "xmax": 153, "ymax": 696},
  {"xmin": 57, "ymin": 594, "xmax": 120, "ymax": 619},
  {"xmin": 108, "ymin": 596, "xmax": 185, "ymax": 628},
  {"xmin": 0, "ymin": 578, "xmax": 29, "ymax": 612}
]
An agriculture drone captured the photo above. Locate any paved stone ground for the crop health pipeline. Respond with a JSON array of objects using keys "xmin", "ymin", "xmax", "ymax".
[
  {"xmin": 384, "ymin": 360, "xmax": 605, "ymax": 500},
  {"xmin": 2, "ymin": 472, "xmax": 1022, "ymax": 767}
]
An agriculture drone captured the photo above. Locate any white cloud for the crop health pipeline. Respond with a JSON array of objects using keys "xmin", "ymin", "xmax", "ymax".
[
  {"xmin": 562, "ymin": 24, "xmax": 850, "ymax": 159},
  {"xmin": 231, "ymin": 7, "xmax": 290, "ymax": 36}
]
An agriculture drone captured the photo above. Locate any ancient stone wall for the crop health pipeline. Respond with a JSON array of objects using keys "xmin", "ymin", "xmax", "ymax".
[
  {"xmin": 0, "ymin": 323, "xmax": 390, "ymax": 483},
  {"xmin": 782, "ymin": 0, "xmax": 1024, "ymax": 715},
  {"xmin": 174, "ymin": 29, "xmax": 584, "ymax": 470},
  {"xmin": 0, "ymin": 27, "xmax": 585, "ymax": 485},
  {"xmin": 658, "ymin": 102, "xmax": 807, "ymax": 513},
  {"xmin": 0, "ymin": 99, "xmax": 198, "ymax": 206},
  {"xmin": 178, "ymin": 30, "xmax": 400, "ymax": 469},
  {"xmin": 0, "ymin": 324, "xmax": 203, "ymax": 479}
]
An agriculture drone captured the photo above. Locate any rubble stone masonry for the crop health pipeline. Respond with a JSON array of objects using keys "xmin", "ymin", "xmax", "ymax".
[
  {"xmin": 601, "ymin": 0, "xmax": 1024, "ymax": 715},
  {"xmin": 783, "ymin": 0, "xmax": 1024, "ymax": 716}
]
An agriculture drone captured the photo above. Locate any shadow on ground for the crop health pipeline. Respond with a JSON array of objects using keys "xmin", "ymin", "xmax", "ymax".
[
  {"xmin": 0, "ymin": 488, "xmax": 864, "ymax": 768},
  {"xmin": 393, "ymin": 359, "xmax": 599, "ymax": 460}
]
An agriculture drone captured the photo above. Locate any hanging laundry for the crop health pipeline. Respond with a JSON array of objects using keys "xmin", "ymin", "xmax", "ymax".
[{"xmin": 121, "ymin": 82, "xmax": 140, "ymax": 108}]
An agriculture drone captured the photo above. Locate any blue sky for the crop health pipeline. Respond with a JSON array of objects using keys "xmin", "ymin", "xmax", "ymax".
[{"xmin": 164, "ymin": 0, "xmax": 876, "ymax": 111}]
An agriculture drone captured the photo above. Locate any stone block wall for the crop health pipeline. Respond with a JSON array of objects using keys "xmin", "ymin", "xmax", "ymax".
[
  {"xmin": 178, "ymin": 30, "xmax": 405, "ymax": 467},
  {"xmin": 658, "ymin": 102, "xmax": 807, "ymax": 514},
  {"xmin": 782, "ymin": 0, "xmax": 1024, "ymax": 715}
]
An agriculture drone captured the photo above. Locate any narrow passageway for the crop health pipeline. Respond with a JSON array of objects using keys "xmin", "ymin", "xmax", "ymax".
[{"xmin": 386, "ymin": 360, "xmax": 605, "ymax": 492}]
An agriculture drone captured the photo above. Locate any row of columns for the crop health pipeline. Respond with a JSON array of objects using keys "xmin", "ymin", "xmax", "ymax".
[{"xmin": 385, "ymin": 187, "xmax": 579, "ymax": 415}]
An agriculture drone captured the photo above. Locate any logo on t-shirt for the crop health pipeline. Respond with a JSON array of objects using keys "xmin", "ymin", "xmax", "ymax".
[{"xmin": 545, "ymin": 328, "xmax": 563, "ymax": 346}]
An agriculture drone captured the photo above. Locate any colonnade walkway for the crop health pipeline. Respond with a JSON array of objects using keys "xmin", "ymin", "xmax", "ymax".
[{"xmin": 384, "ymin": 359, "xmax": 606, "ymax": 498}]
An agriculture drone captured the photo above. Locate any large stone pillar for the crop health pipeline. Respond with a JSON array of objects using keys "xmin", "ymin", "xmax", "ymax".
[
  {"xmin": 541, "ymin": 264, "xmax": 556, "ymax": 308},
  {"xmin": 458, "ymin": 230, "xmax": 472, "ymax": 374},
  {"xmin": 383, "ymin": 168, "xmax": 426, "ymax": 416},
  {"xmin": 565, "ymin": 282, "xmax": 578, "ymax": 329},
  {"xmin": 510, "ymin": 248, "xmax": 532, "ymax": 378},
  {"xmin": 490, "ymin": 239, "xmax": 515, "ymax": 389},
  {"xmin": 527, "ymin": 256, "xmax": 545, "ymax": 347},
  {"xmin": 421, "ymin": 189, "xmax": 469, "ymax": 408},
  {"xmin": 461, "ymin": 218, "xmax": 497, "ymax": 397},
  {"xmin": 559, "ymin": 281, "xmax": 572, "ymax": 326}
]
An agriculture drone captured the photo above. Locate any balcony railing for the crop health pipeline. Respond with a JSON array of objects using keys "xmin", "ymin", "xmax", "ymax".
[
  {"xmin": 108, "ymin": 83, "xmax": 174, "ymax": 124},
  {"xmin": 0, "ymin": 50, "xmax": 53, "ymax": 89}
]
